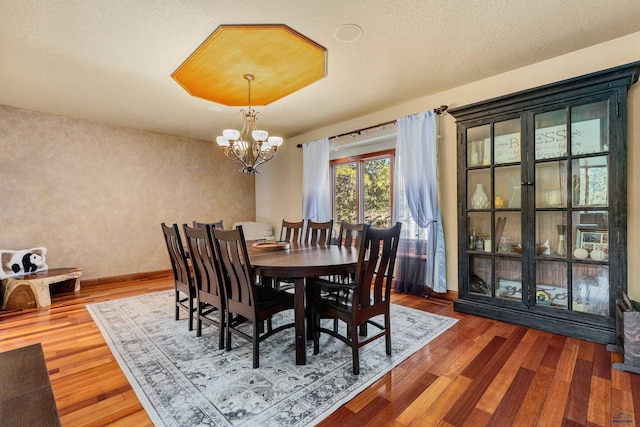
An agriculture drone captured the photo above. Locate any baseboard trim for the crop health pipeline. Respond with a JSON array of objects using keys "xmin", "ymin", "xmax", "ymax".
[
  {"xmin": 428, "ymin": 290, "xmax": 458, "ymax": 303},
  {"xmin": 81, "ymin": 270, "xmax": 172, "ymax": 288}
]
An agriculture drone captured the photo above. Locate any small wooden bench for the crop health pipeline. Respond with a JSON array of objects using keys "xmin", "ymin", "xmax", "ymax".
[{"xmin": 1, "ymin": 267, "xmax": 82, "ymax": 310}]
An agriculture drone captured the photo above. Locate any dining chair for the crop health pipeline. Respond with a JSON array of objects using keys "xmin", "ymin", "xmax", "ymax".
[
  {"xmin": 161, "ymin": 223, "xmax": 196, "ymax": 331},
  {"xmin": 311, "ymin": 222, "xmax": 402, "ymax": 375},
  {"xmin": 274, "ymin": 219, "xmax": 305, "ymax": 291},
  {"xmin": 305, "ymin": 220, "xmax": 334, "ymax": 245},
  {"xmin": 193, "ymin": 220, "xmax": 224, "ymax": 230},
  {"xmin": 212, "ymin": 226, "xmax": 295, "ymax": 368},
  {"xmin": 321, "ymin": 220, "xmax": 367, "ymax": 307},
  {"xmin": 279, "ymin": 219, "xmax": 305, "ymax": 243},
  {"xmin": 183, "ymin": 224, "xmax": 226, "ymax": 349},
  {"xmin": 336, "ymin": 221, "xmax": 365, "ymax": 248}
]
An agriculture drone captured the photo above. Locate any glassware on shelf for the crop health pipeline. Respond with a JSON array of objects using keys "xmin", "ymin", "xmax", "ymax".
[
  {"xmin": 555, "ymin": 224, "xmax": 567, "ymax": 256},
  {"xmin": 498, "ymin": 234, "xmax": 511, "ymax": 252},
  {"xmin": 469, "ymin": 226, "xmax": 476, "ymax": 250}
]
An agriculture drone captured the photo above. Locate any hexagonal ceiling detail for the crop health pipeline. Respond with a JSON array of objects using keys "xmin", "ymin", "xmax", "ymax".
[{"xmin": 172, "ymin": 24, "xmax": 327, "ymax": 106}]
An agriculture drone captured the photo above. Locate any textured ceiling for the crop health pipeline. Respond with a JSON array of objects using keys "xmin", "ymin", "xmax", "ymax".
[{"xmin": 2, "ymin": 1, "xmax": 640, "ymax": 142}]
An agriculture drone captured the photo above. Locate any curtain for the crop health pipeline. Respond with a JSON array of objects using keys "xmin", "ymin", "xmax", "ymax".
[
  {"xmin": 302, "ymin": 138, "xmax": 331, "ymax": 221},
  {"xmin": 393, "ymin": 110, "xmax": 447, "ymax": 294}
]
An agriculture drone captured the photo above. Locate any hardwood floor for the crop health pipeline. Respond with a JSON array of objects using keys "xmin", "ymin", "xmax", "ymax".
[{"xmin": 0, "ymin": 274, "xmax": 638, "ymax": 426}]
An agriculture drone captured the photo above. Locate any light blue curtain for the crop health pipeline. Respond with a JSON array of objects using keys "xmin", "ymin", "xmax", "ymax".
[
  {"xmin": 393, "ymin": 111, "xmax": 447, "ymax": 294},
  {"xmin": 302, "ymin": 138, "xmax": 331, "ymax": 221}
]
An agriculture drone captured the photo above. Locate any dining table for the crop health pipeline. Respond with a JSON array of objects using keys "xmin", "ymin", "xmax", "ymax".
[{"xmin": 248, "ymin": 242, "xmax": 359, "ymax": 365}]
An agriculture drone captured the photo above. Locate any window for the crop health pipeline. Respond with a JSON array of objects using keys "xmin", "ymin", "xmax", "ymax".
[{"xmin": 331, "ymin": 150, "xmax": 394, "ymax": 234}]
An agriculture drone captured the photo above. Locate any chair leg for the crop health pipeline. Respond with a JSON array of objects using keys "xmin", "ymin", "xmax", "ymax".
[
  {"xmin": 196, "ymin": 308, "xmax": 202, "ymax": 337},
  {"xmin": 385, "ymin": 315, "xmax": 392, "ymax": 355},
  {"xmin": 218, "ymin": 309, "xmax": 225, "ymax": 350},
  {"xmin": 313, "ymin": 307, "xmax": 320, "ymax": 355},
  {"xmin": 253, "ymin": 322, "xmax": 260, "ymax": 369},
  {"xmin": 175, "ymin": 292, "xmax": 180, "ymax": 321},
  {"xmin": 226, "ymin": 312, "xmax": 233, "ymax": 351},
  {"xmin": 352, "ymin": 332, "xmax": 360, "ymax": 375},
  {"xmin": 188, "ymin": 297, "xmax": 194, "ymax": 331}
]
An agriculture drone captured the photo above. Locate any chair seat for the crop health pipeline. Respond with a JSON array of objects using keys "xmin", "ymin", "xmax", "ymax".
[
  {"xmin": 313, "ymin": 278, "xmax": 355, "ymax": 308},
  {"xmin": 256, "ymin": 285, "xmax": 294, "ymax": 308}
]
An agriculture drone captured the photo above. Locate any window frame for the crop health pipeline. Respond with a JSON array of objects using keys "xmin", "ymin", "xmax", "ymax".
[{"xmin": 330, "ymin": 149, "xmax": 395, "ymax": 227}]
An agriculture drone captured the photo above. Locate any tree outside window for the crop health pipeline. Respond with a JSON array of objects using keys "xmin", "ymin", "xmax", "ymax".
[{"xmin": 331, "ymin": 150, "xmax": 394, "ymax": 235}]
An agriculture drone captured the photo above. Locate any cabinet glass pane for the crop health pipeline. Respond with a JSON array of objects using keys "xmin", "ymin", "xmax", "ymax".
[
  {"xmin": 571, "ymin": 101, "xmax": 608, "ymax": 155},
  {"xmin": 495, "ymin": 165, "xmax": 521, "ymax": 209},
  {"xmin": 468, "ymin": 212, "xmax": 492, "ymax": 252},
  {"xmin": 467, "ymin": 125, "xmax": 491, "ymax": 167},
  {"xmin": 536, "ymin": 212, "xmax": 567, "ymax": 258},
  {"xmin": 496, "ymin": 258, "xmax": 522, "ymax": 302},
  {"xmin": 494, "ymin": 119, "xmax": 521, "ymax": 164},
  {"xmin": 571, "ymin": 210, "xmax": 609, "ymax": 261},
  {"xmin": 469, "ymin": 255, "xmax": 491, "ymax": 295},
  {"xmin": 495, "ymin": 212, "xmax": 521, "ymax": 253},
  {"xmin": 535, "ymin": 260, "xmax": 568, "ymax": 309},
  {"xmin": 535, "ymin": 160, "xmax": 568, "ymax": 208},
  {"xmin": 535, "ymin": 109, "xmax": 568, "ymax": 160},
  {"xmin": 572, "ymin": 156, "xmax": 608, "ymax": 207},
  {"xmin": 572, "ymin": 264, "xmax": 609, "ymax": 316},
  {"xmin": 468, "ymin": 169, "xmax": 491, "ymax": 209}
]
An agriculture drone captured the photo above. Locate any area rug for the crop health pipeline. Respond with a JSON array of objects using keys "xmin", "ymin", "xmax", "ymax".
[{"xmin": 87, "ymin": 291, "xmax": 457, "ymax": 426}]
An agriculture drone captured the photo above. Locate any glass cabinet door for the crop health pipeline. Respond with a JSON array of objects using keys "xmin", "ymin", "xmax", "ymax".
[
  {"xmin": 466, "ymin": 119, "xmax": 522, "ymax": 300},
  {"xmin": 533, "ymin": 100, "xmax": 610, "ymax": 316}
]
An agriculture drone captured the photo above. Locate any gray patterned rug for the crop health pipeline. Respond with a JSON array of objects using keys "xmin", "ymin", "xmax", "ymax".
[{"xmin": 87, "ymin": 291, "xmax": 456, "ymax": 426}]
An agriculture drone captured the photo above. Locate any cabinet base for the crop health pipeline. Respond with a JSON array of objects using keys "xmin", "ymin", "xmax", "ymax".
[{"xmin": 454, "ymin": 299, "xmax": 615, "ymax": 344}]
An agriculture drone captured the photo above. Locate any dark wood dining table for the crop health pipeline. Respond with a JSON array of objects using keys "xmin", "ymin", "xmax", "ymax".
[{"xmin": 248, "ymin": 242, "xmax": 359, "ymax": 365}]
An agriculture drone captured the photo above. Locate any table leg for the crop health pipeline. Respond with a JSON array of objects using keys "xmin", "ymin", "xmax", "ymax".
[{"xmin": 294, "ymin": 277, "xmax": 306, "ymax": 365}]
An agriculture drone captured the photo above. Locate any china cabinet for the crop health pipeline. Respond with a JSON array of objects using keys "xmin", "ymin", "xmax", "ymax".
[{"xmin": 449, "ymin": 62, "xmax": 640, "ymax": 344}]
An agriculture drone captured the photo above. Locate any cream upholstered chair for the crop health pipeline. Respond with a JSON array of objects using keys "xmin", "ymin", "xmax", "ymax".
[{"xmin": 232, "ymin": 222, "xmax": 276, "ymax": 241}]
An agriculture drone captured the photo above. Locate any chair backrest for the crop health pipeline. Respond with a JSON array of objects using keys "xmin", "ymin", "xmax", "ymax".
[
  {"xmin": 280, "ymin": 219, "xmax": 305, "ymax": 243},
  {"xmin": 305, "ymin": 219, "xmax": 334, "ymax": 245},
  {"xmin": 353, "ymin": 222, "xmax": 402, "ymax": 308},
  {"xmin": 160, "ymin": 223, "xmax": 191, "ymax": 287},
  {"xmin": 337, "ymin": 221, "xmax": 365, "ymax": 248},
  {"xmin": 193, "ymin": 220, "xmax": 224, "ymax": 230},
  {"xmin": 183, "ymin": 224, "xmax": 224, "ymax": 301},
  {"xmin": 211, "ymin": 226, "xmax": 257, "ymax": 320}
]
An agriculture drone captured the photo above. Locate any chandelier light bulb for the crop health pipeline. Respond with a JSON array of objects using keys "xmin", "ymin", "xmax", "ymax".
[
  {"xmin": 216, "ymin": 136, "xmax": 230, "ymax": 147},
  {"xmin": 223, "ymin": 129, "xmax": 241, "ymax": 140},
  {"xmin": 252, "ymin": 130, "xmax": 269, "ymax": 142},
  {"xmin": 268, "ymin": 136, "xmax": 283, "ymax": 147}
]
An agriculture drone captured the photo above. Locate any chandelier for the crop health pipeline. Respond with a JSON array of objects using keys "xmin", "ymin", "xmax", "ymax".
[{"xmin": 216, "ymin": 74, "xmax": 283, "ymax": 175}]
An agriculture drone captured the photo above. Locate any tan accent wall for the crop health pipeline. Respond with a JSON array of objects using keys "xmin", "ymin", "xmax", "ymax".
[{"xmin": 0, "ymin": 105, "xmax": 255, "ymax": 280}]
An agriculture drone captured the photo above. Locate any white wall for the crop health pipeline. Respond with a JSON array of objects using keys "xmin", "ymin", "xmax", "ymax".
[{"xmin": 256, "ymin": 31, "xmax": 640, "ymax": 300}]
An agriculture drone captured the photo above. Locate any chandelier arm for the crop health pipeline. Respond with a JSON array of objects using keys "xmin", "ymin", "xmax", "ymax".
[
  {"xmin": 224, "ymin": 147, "xmax": 248, "ymax": 166},
  {"xmin": 254, "ymin": 148, "xmax": 277, "ymax": 166}
]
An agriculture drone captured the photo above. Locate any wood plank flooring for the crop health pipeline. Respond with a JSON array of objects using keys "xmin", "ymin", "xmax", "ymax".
[{"xmin": 0, "ymin": 274, "xmax": 638, "ymax": 426}]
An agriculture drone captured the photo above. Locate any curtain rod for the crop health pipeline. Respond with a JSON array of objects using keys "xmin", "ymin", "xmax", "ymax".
[{"xmin": 296, "ymin": 105, "xmax": 448, "ymax": 148}]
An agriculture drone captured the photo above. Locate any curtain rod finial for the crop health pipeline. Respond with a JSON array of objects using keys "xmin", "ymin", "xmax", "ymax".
[{"xmin": 434, "ymin": 105, "xmax": 448, "ymax": 115}]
